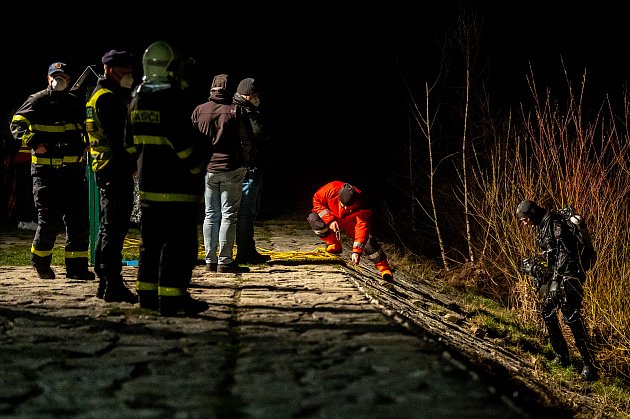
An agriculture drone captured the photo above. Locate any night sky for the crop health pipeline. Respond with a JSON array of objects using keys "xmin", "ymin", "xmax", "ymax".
[{"xmin": 2, "ymin": 1, "xmax": 628, "ymax": 214}]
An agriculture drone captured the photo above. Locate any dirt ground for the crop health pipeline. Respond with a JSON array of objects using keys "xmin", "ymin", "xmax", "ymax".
[{"xmin": 0, "ymin": 219, "xmax": 617, "ymax": 418}]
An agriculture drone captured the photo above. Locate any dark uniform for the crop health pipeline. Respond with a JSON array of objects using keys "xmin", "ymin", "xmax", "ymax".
[
  {"xmin": 10, "ymin": 63, "xmax": 93, "ymax": 280},
  {"xmin": 86, "ymin": 72, "xmax": 136, "ymax": 301},
  {"xmin": 125, "ymin": 41, "xmax": 208, "ymax": 316},
  {"xmin": 517, "ymin": 200, "xmax": 598, "ymax": 381}
]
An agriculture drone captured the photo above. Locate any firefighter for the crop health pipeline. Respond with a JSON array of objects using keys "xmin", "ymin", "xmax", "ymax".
[
  {"xmin": 307, "ymin": 181, "xmax": 393, "ymax": 281},
  {"xmin": 125, "ymin": 41, "xmax": 208, "ymax": 316},
  {"xmin": 10, "ymin": 62, "xmax": 94, "ymax": 281},
  {"xmin": 85, "ymin": 49, "xmax": 137, "ymax": 303}
]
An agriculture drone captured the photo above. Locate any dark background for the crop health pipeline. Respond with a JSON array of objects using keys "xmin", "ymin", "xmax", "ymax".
[{"xmin": 2, "ymin": 1, "xmax": 628, "ymax": 218}]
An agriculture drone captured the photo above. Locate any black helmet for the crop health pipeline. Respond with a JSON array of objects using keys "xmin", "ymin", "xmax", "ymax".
[{"xmin": 516, "ymin": 200, "xmax": 544, "ymax": 224}]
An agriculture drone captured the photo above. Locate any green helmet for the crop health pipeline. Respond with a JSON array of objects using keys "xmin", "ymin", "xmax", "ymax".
[
  {"xmin": 142, "ymin": 41, "xmax": 174, "ymax": 83},
  {"xmin": 141, "ymin": 41, "xmax": 195, "ymax": 87}
]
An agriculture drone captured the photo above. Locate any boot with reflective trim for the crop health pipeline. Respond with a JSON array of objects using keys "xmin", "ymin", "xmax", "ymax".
[
  {"xmin": 321, "ymin": 234, "xmax": 342, "ymax": 254},
  {"xmin": 374, "ymin": 260, "xmax": 393, "ymax": 281}
]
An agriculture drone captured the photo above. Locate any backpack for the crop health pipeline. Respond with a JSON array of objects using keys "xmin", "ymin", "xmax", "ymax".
[{"xmin": 557, "ymin": 206, "xmax": 597, "ymax": 271}]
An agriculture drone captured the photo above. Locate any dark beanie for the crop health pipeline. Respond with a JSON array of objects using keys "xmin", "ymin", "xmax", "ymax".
[
  {"xmin": 211, "ymin": 74, "xmax": 228, "ymax": 91},
  {"xmin": 339, "ymin": 183, "xmax": 357, "ymax": 206},
  {"xmin": 101, "ymin": 50, "xmax": 133, "ymax": 67},
  {"xmin": 237, "ymin": 78, "xmax": 257, "ymax": 95}
]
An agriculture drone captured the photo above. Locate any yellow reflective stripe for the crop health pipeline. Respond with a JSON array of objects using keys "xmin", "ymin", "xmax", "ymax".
[
  {"xmin": 32, "ymin": 156, "xmax": 82, "ymax": 165},
  {"xmin": 125, "ymin": 145, "xmax": 137, "ymax": 154},
  {"xmin": 134, "ymin": 135, "xmax": 173, "ymax": 148},
  {"xmin": 31, "ymin": 245, "xmax": 53, "ymax": 257},
  {"xmin": 18, "ymin": 148, "xmax": 30, "ymax": 154},
  {"xmin": 139, "ymin": 191, "xmax": 202, "ymax": 203},
  {"xmin": 136, "ymin": 281, "xmax": 158, "ymax": 291},
  {"xmin": 30, "ymin": 122, "xmax": 82, "ymax": 133},
  {"xmin": 12, "ymin": 114, "xmax": 29, "ymax": 124},
  {"xmin": 159, "ymin": 286, "xmax": 184, "ymax": 297},
  {"xmin": 65, "ymin": 250, "xmax": 89, "ymax": 259},
  {"xmin": 176, "ymin": 145, "xmax": 194, "ymax": 159}
]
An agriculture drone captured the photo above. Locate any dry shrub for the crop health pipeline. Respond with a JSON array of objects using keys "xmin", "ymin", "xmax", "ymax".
[{"xmin": 465, "ymin": 67, "xmax": 630, "ymax": 379}]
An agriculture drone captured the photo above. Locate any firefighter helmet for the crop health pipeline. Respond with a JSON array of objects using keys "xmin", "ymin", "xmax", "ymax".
[{"xmin": 141, "ymin": 41, "xmax": 195, "ymax": 87}]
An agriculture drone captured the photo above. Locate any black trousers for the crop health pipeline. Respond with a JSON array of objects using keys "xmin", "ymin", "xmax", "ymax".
[
  {"xmin": 31, "ymin": 164, "xmax": 90, "ymax": 271},
  {"xmin": 94, "ymin": 176, "xmax": 134, "ymax": 282},
  {"xmin": 137, "ymin": 201, "xmax": 200, "ymax": 294}
]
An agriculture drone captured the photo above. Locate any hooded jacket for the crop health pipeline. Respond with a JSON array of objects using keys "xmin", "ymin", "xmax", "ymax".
[{"xmin": 191, "ymin": 88, "xmax": 251, "ymax": 173}]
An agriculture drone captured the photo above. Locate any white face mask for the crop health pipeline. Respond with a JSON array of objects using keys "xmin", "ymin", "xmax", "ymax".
[
  {"xmin": 51, "ymin": 76, "xmax": 67, "ymax": 91},
  {"xmin": 119, "ymin": 74, "xmax": 134, "ymax": 89},
  {"xmin": 250, "ymin": 96, "xmax": 261, "ymax": 108}
]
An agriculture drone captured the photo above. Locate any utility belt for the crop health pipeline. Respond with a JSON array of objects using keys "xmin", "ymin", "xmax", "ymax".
[{"xmin": 32, "ymin": 155, "xmax": 84, "ymax": 167}]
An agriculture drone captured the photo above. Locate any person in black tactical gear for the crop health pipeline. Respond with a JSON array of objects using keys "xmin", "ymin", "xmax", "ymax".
[
  {"xmin": 85, "ymin": 49, "xmax": 138, "ymax": 304},
  {"xmin": 125, "ymin": 41, "xmax": 209, "ymax": 316},
  {"xmin": 516, "ymin": 199, "xmax": 599, "ymax": 381},
  {"xmin": 10, "ymin": 62, "xmax": 95, "ymax": 281}
]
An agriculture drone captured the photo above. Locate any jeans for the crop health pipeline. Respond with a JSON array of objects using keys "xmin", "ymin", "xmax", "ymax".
[
  {"xmin": 203, "ymin": 167, "xmax": 247, "ymax": 265},
  {"xmin": 236, "ymin": 170, "xmax": 264, "ymax": 256}
]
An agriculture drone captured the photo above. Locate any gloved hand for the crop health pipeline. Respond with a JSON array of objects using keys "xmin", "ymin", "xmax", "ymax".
[
  {"xmin": 548, "ymin": 277, "xmax": 563, "ymax": 306},
  {"xmin": 351, "ymin": 252, "xmax": 360, "ymax": 265}
]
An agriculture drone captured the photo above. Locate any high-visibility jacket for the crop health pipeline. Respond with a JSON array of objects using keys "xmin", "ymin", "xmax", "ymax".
[
  {"xmin": 10, "ymin": 86, "xmax": 87, "ymax": 168},
  {"xmin": 312, "ymin": 180, "xmax": 372, "ymax": 254},
  {"xmin": 125, "ymin": 83, "xmax": 206, "ymax": 204}
]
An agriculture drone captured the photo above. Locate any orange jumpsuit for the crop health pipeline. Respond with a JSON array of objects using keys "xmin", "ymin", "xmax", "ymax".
[{"xmin": 308, "ymin": 180, "xmax": 392, "ymax": 280}]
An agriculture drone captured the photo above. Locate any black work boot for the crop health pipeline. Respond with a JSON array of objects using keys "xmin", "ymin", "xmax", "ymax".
[
  {"xmin": 66, "ymin": 270, "xmax": 96, "ymax": 281},
  {"xmin": 35, "ymin": 265, "xmax": 56, "ymax": 279},
  {"xmin": 137, "ymin": 290, "xmax": 158, "ymax": 311},
  {"xmin": 159, "ymin": 293, "xmax": 209, "ymax": 317},
  {"xmin": 32, "ymin": 254, "xmax": 55, "ymax": 279},
  {"xmin": 103, "ymin": 279, "xmax": 138, "ymax": 304}
]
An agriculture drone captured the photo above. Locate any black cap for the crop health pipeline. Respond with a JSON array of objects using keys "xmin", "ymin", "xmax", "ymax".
[
  {"xmin": 101, "ymin": 49, "xmax": 133, "ymax": 67},
  {"xmin": 237, "ymin": 78, "xmax": 257, "ymax": 95},
  {"xmin": 339, "ymin": 183, "xmax": 357, "ymax": 206},
  {"xmin": 47, "ymin": 62, "xmax": 67, "ymax": 76}
]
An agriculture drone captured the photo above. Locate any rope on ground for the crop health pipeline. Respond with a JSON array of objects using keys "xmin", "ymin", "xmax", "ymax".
[
  {"xmin": 123, "ymin": 238, "xmax": 346, "ymax": 266},
  {"xmin": 257, "ymin": 246, "xmax": 346, "ymax": 265}
]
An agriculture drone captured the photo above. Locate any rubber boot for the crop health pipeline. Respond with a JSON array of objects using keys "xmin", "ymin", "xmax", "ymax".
[
  {"xmin": 374, "ymin": 260, "xmax": 393, "ymax": 281},
  {"xmin": 320, "ymin": 233, "xmax": 342, "ymax": 254},
  {"xmin": 569, "ymin": 319, "xmax": 599, "ymax": 381},
  {"xmin": 544, "ymin": 316, "xmax": 570, "ymax": 365}
]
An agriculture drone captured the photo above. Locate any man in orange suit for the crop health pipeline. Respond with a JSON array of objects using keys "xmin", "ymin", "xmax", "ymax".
[{"xmin": 307, "ymin": 180, "xmax": 393, "ymax": 281}]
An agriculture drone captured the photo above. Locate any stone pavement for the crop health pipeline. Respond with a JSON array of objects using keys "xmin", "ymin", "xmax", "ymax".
[{"xmin": 0, "ymin": 223, "xmax": 534, "ymax": 418}]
